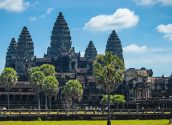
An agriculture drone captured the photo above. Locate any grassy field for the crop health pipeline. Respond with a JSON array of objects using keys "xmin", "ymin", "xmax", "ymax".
[{"xmin": 0, "ymin": 120, "xmax": 170, "ymax": 125}]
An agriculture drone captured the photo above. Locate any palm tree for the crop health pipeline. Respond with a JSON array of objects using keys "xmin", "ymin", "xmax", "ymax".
[
  {"xmin": 0, "ymin": 68, "xmax": 18, "ymax": 109},
  {"xmin": 29, "ymin": 70, "xmax": 45, "ymax": 109},
  {"xmin": 42, "ymin": 76, "xmax": 58, "ymax": 109},
  {"xmin": 93, "ymin": 51, "xmax": 125, "ymax": 125}
]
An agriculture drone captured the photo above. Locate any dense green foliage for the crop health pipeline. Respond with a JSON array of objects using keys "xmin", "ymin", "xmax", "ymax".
[
  {"xmin": 39, "ymin": 64, "xmax": 56, "ymax": 76},
  {"xmin": 29, "ymin": 66, "xmax": 40, "ymax": 75},
  {"xmin": 101, "ymin": 94, "xmax": 125, "ymax": 105},
  {"xmin": 42, "ymin": 76, "xmax": 59, "ymax": 96},
  {"xmin": 0, "ymin": 67, "xmax": 18, "ymax": 88},
  {"xmin": 29, "ymin": 71, "xmax": 45, "ymax": 92},
  {"xmin": 93, "ymin": 51, "xmax": 125, "ymax": 92},
  {"xmin": 62, "ymin": 80, "xmax": 83, "ymax": 108}
]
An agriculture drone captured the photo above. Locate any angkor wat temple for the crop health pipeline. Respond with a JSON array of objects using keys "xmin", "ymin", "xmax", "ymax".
[{"xmin": 1, "ymin": 12, "xmax": 172, "ymax": 109}]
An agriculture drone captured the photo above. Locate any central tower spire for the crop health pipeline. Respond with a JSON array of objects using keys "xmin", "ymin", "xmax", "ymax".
[
  {"xmin": 46, "ymin": 12, "xmax": 72, "ymax": 58},
  {"xmin": 106, "ymin": 30, "xmax": 124, "ymax": 60}
]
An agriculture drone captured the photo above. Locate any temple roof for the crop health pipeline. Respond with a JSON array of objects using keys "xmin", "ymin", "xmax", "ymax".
[
  {"xmin": 85, "ymin": 41, "xmax": 97, "ymax": 60},
  {"xmin": 17, "ymin": 26, "xmax": 34, "ymax": 60},
  {"xmin": 10, "ymin": 38, "xmax": 17, "ymax": 45},
  {"xmin": 87, "ymin": 41, "xmax": 94, "ymax": 48},
  {"xmin": 47, "ymin": 12, "xmax": 72, "ymax": 57},
  {"xmin": 106, "ymin": 30, "xmax": 124, "ymax": 60},
  {"xmin": 8, "ymin": 38, "xmax": 17, "ymax": 51},
  {"xmin": 18, "ymin": 26, "xmax": 32, "ymax": 43},
  {"xmin": 6, "ymin": 38, "xmax": 17, "ymax": 65}
]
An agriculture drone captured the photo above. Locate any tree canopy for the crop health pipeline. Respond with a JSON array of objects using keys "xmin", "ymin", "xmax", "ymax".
[
  {"xmin": 0, "ymin": 67, "xmax": 18, "ymax": 89},
  {"xmin": 39, "ymin": 64, "xmax": 56, "ymax": 76},
  {"xmin": 42, "ymin": 76, "xmax": 59, "ymax": 96},
  {"xmin": 29, "ymin": 71, "xmax": 45, "ymax": 92},
  {"xmin": 101, "ymin": 94, "xmax": 125, "ymax": 105},
  {"xmin": 93, "ymin": 51, "xmax": 125, "ymax": 92},
  {"xmin": 62, "ymin": 80, "xmax": 83, "ymax": 107}
]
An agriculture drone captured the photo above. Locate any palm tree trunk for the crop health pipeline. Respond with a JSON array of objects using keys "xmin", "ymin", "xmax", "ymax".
[
  {"xmin": 45, "ymin": 95, "xmax": 47, "ymax": 109},
  {"xmin": 107, "ymin": 92, "xmax": 111, "ymax": 125},
  {"xmin": 7, "ymin": 88, "xmax": 9, "ymax": 109},
  {"xmin": 37, "ymin": 92, "xmax": 40, "ymax": 109}
]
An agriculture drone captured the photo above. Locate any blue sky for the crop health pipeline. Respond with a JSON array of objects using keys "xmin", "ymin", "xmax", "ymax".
[{"xmin": 0, "ymin": 0, "xmax": 172, "ymax": 76}]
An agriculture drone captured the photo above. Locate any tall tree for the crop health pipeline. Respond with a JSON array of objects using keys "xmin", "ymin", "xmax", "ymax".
[
  {"xmin": 29, "ymin": 70, "xmax": 45, "ymax": 109},
  {"xmin": 62, "ymin": 80, "xmax": 83, "ymax": 109},
  {"xmin": 42, "ymin": 76, "xmax": 58, "ymax": 109},
  {"xmin": 0, "ymin": 68, "xmax": 18, "ymax": 109},
  {"xmin": 39, "ymin": 64, "xmax": 57, "ymax": 109},
  {"xmin": 93, "ymin": 51, "xmax": 125, "ymax": 125}
]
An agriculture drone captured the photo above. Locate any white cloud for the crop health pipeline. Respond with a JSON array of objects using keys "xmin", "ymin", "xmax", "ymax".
[
  {"xmin": 29, "ymin": 7, "xmax": 54, "ymax": 22},
  {"xmin": 0, "ymin": 0, "xmax": 29, "ymax": 13},
  {"xmin": 123, "ymin": 44, "xmax": 147, "ymax": 53},
  {"xmin": 46, "ymin": 8, "xmax": 54, "ymax": 14},
  {"xmin": 156, "ymin": 24, "xmax": 172, "ymax": 41},
  {"xmin": 134, "ymin": 0, "xmax": 172, "ymax": 6},
  {"xmin": 156, "ymin": 24, "xmax": 172, "ymax": 34},
  {"xmin": 84, "ymin": 8, "xmax": 139, "ymax": 32}
]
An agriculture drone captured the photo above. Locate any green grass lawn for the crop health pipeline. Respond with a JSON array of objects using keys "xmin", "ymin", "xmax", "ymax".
[{"xmin": 0, "ymin": 120, "xmax": 170, "ymax": 125}]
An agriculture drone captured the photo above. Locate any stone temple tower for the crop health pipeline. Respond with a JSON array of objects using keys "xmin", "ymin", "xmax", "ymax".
[
  {"xmin": 45, "ymin": 12, "xmax": 77, "ymax": 72},
  {"xmin": 5, "ymin": 38, "xmax": 17, "ymax": 68},
  {"xmin": 15, "ymin": 26, "xmax": 34, "ymax": 78},
  {"xmin": 85, "ymin": 41, "xmax": 97, "ymax": 61},
  {"xmin": 85, "ymin": 41, "xmax": 97, "ymax": 74},
  {"xmin": 46, "ymin": 12, "xmax": 72, "ymax": 58},
  {"xmin": 106, "ymin": 30, "xmax": 124, "ymax": 60}
]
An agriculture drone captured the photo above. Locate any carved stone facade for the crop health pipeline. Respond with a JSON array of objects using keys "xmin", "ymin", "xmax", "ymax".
[
  {"xmin": 125, "ymin": 68, "xmax": 172, "ymax": 101},
  {"xmin": 3, "ymin": 12, "xmax": 106, "ymax": 106},
  {"xmin": 2, "ymin": 12, "xmax": 172, "ymax": 108},
  {"xmin": 46, "ymin": 12, "xmax": 72, "ymax": 58},
  {"xmin": 5, "ymin": 38, "xmax": 17, "ymax": 68},
  {"xmin": 85, "ymin": 41, "xmax": 97, "ymax": 61},
  {"xmin": 6, "ymin": 27, "xmax": 34, "ymax": 80}
]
